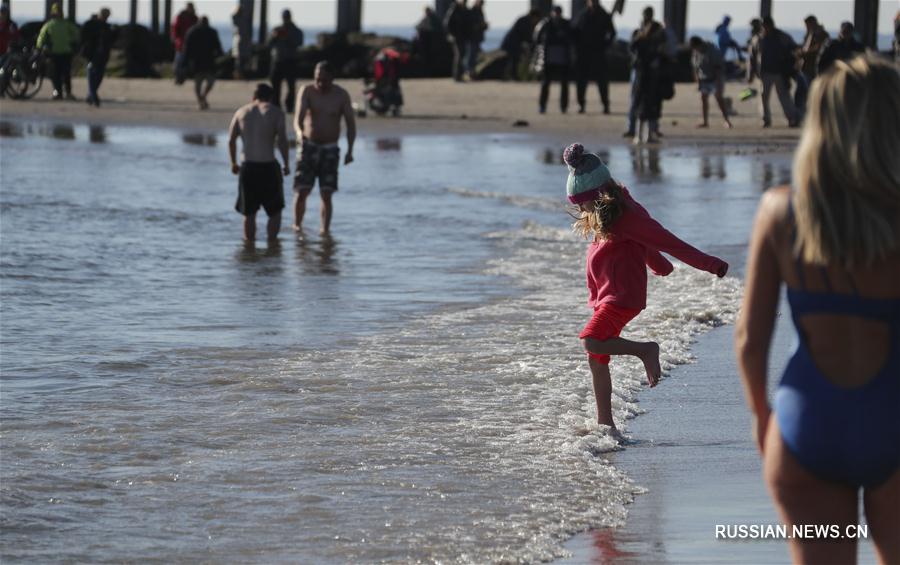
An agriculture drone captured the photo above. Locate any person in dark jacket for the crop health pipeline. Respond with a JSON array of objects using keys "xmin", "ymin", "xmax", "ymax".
[
  {"xmin": 630, "ymin": 13, "xmax": 666, "ymax": 142},
  {"xmin": 799, "ymin": 15, "xmax": 828, "ymax": 82},
  {"xmin": 414, "ymin": 6, "xmax": 444, "ymax": 75},
  {"xmin": 464, "ymin": 0, "xmax": 487, "ymax": 80},
  {"xmin": 501, "ymin": 9, "xmax": 541, "ymax": 80},
  {"xmin": 534, "ymin": 6, "xmax": 573, "ymax": 114},
  {"xmin": 817, "ymin": 21, "xmax": 865, "ymax": 74},
  {"xmin": 623, "ymin": 6, "xmax": 657, "ymax": 138},
  {"xmin": 268, "ymin": 9, "xmax": 304, "ymax": 109},
  {"xmin": 183, "ymin": 16, "xmax": 223, "ymax": 110},
  {"xmin": 574, "ymin": 0, "xmax": 615, "ymax": 114},
  {"xmin": 756, "ymin": 16, "xmax": 798, "ymax": 127},
  {"xmin": 81, "ymin": 8, "xmax": 114, "ymax": 107},
  {"xmin": 443, "ymin": 0, "xmax": 469, "ymax": 81}
]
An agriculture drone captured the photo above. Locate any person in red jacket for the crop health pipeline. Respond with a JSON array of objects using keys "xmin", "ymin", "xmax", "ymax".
[
  {"xmin": 171, "ymin": 2, "xmax": 198, "ymax": 84},
  {"xmin": 0, "ymin": 4, "xmax": 19, "ymax": 98},
  {"xmin": 564, "ymin": 143, "xmax": 728, "ymax": 433},
  {"xmin": 0, "ymin": 4, "xmax": 20, "ymax": 57}
]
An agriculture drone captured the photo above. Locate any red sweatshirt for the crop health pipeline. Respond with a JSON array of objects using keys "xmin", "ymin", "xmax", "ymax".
[
  {"xmin": 172, "ymin": 10, "xmax": 198, "ymax": 52},
  {"xmin": 585, "ymin": 187, "xmax": 728, "ymax": 310}
]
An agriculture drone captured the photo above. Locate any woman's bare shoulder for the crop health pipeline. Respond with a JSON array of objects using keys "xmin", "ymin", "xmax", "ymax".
[{"xmin": 756, "ymin": 185, "xmax": 793, "ymax": 235}]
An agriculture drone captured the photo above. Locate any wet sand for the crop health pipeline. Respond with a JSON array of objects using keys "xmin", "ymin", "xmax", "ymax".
[
  {"xmin": 0, "ymin": 77, "xmax": 802, "ymax": 145},
  {"xmin": 558, "ymin": 308, "xmax": 880, "ymax": 564}
]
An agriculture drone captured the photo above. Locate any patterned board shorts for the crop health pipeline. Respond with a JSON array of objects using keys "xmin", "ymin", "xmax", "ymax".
[{"xmin": 294, "ymin": 141, "xmax": 339, "ymax": 193}]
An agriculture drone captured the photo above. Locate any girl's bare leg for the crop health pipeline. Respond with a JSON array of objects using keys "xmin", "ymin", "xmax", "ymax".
[
  {"xmin": 583, "ymin": 336, "xmax": 661, "ymax": 387},
  {"xmin": 588, "ymin": 357, "xmax": 615, "ymax": 427}
]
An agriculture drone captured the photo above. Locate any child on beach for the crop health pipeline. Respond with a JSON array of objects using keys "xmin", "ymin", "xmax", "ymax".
[{"xmin": 563, "ymin": 143, "xmax": 728, "ymax": 431}]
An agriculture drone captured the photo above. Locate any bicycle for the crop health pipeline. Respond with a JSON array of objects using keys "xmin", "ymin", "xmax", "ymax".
[{"xmin": 0, "ymin": 47, "xmax": 46, "ymax": 99}]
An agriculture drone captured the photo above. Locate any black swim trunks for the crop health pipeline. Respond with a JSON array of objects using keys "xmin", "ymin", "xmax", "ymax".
[
  {"xmin": 294, "ymin": 140, "xmax": 339, "ymax": 193},
  {"xmin": 235, "ymin": 161, "xmax": 284, "ymax": 216}
]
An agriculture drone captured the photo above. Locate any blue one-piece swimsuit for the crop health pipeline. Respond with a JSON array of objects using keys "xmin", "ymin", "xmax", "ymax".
[{"xmin": 775, "ymin": 268, "xmax": 900, "ymax": 488}]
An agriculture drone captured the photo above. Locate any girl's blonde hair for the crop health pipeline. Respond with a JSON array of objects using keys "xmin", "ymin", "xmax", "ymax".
[
  {"xmin": 571, "ymin": 183, "xmax": 624, "ymax": 240},
  {"xmin": 792, "ymin": 55, "xmax": 900, "ymax": 268}
]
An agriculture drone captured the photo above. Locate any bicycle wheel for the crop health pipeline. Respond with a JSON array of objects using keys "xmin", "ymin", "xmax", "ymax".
[
  {"xmin": 20, "ymin": 56, "xmax": 45, "ymax": 99},
  {"xmin": 4, "ymin": 59, "xmax": 31, "ymax": 99}
]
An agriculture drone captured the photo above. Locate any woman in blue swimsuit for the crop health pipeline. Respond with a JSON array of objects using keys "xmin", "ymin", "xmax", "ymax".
[{"xmin": 736, "ymin": 55, "xmax": 899, "ymax": 564}]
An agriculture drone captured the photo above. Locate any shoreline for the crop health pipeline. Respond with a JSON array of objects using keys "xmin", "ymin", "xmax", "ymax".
[{"xmin": 1, "ymin": 77, "xmax": 802, "ymax": 147}]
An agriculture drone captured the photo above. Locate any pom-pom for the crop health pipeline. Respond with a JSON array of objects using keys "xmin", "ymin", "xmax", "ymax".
[{"xmin": 563, "ymin": 143, "xmax": 585, "ymax": 168}]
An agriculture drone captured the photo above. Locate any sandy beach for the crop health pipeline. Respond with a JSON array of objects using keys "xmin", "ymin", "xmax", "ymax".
[
  {"xmin": 1, "ymin": 76, "xmax": 802, "ymax": 146},
  {"xmin": 2, "ymin": 76, "xmax": 815, "ymax": 563}
]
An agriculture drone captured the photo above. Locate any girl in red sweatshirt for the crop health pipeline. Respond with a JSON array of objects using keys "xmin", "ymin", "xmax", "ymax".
[{"xmin": 564, "ymin": 143, "xmax": 728, "ymax": 432}]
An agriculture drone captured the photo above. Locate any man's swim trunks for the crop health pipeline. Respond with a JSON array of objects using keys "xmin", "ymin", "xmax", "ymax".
[
  {"xmin": 294, "ymin": 139, "xmax": 339, "ymax": 193},
  {"xmin": 579, "ymin": 303, "xmax": 641, "ymax": 364},
  {"xmin": 235, "ymin": 161, "xmax": 284, "ymax": 216}
]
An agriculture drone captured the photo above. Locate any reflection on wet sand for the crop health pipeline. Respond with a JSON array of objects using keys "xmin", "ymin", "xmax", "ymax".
[
  {"xmin": 89, "ymin": 125, "xmax": 107, "ymax": 144},
  {"xmin": 630, "ymin": 146, "xmax": 662, "ymax": 178},
  {"xmin": 757, "ymin": 160, "xmax": 792, "ymax": 192},
  {"xmin": 296, "ymin": 234, "xmax": 339, "ymax": 275},
  {"xmin": 0, "ymin": 121, "xmax": 105, "ymax": 142},
  {"xmin": 700, "ymin": 154, "xmax": 726, "ymax": 180},
  {"xmin": 0, "ymin": 121, "xmax": 24, "ymax": 137},
  {"xmin": 374, "ymin": 138, "xmax": 401, "ymax": 151},
  {"xmin": 541, "ymin": 147, "xmax": 610, "ymax": 167},
  {"xmin": 589, "ymin": 528, "xmax": 638, "ymax": 563},
  {"xmin": 236, "ymin": 239, "xmax": 283, "ymax": 262},
  {"xmin": 540, "ymin": 148, "xmax": 562, "ymax": 165},
  {"xmin": 182, "ymin": 133, "xmax": 217, "ymax": 146},
  {"xmin": 50, "ymin": 124, "xmax": 76, "ymax": 140}
]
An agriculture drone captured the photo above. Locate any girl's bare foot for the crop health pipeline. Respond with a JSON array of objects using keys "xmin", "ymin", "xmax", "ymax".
[
  {"xmin": 724, "ymin": 120, "xmax": 734, "ymax": 129},
  {"xmin": 640, "ymin": 342, "xmax": 661, "ymax": 387},
  {"xmin": 696, "ymin": 121, "xmax": 709, "ymax": 128}
]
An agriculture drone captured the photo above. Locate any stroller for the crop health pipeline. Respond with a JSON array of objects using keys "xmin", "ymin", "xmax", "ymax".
[{"xmin": 364, "ymin": 47, "xmax": 408, "ymax": 116}]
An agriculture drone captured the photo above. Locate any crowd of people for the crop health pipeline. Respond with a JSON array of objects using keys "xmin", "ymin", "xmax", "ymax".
[{"xmin": 2, "ymin": 0, "xmax": 898, "ymax": 129}]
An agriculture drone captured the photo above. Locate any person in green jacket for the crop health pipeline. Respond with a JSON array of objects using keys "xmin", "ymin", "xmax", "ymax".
[{"xmin": 36, "ymin": 3, "xmax": 80, "ymax": 100}]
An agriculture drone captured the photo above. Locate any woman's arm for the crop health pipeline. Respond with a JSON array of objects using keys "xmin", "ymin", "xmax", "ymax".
[{"xmin": 734, "ymin": 188, "xmax": 786, "ymax": 453}]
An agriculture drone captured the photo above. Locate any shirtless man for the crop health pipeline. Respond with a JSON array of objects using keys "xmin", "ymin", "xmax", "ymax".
[
  {"xmin": 228, "ymin": 83, "xmax": 290, "ymax": 242},
  {"xmin": 293, "ymin": 61, "xmax": 356, "ymax": 234}
]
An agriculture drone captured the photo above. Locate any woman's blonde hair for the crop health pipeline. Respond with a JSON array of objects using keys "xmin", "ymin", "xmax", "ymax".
[
  {"xmin": 571, "ymin": 183, "xmax": 624, "ymax": 240},
  {"xmin": 792, "ymin": 55, "xmax": 900, "ymax": 268}
]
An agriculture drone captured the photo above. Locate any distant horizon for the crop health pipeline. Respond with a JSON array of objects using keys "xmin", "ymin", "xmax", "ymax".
[{"xmin": 8, "ymin": 0, "xmax": 898, "ymax": 38}]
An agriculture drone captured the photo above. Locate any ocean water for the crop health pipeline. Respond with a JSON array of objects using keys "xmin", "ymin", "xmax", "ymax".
[{"xmin": 0, "ymin": 121, "xmax": 791, "ymax": 562}]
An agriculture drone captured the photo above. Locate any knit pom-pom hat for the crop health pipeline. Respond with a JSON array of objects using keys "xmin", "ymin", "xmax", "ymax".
[{"xmin": 563, "ymin": 143, "xmax": 614, "ymax": 204}]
